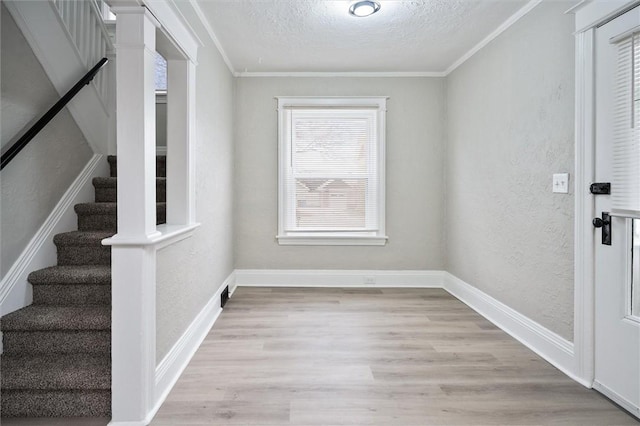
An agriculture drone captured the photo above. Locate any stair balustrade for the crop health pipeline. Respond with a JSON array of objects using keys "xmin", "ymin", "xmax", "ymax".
[{"xmin": 52, "ymin": 0, "xmax": 113, "ymax": 106}]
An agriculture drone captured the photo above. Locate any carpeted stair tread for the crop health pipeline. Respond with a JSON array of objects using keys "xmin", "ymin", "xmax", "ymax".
[
  {"xmin": 1, "ymin": 305, "xmax": 110, "ymax": 331},
  {"xmin": 28, "ymin": 266, "xmax": 111, "ymax": 285},
  {"xmin": 53, "ymin": 231, "xmax": 113, "ymax": 246},
  {"xmin": 74, "ymin": 202, "xmax": 117, "ymax": 215},
  {"xmin": 1, "ymin": 390, "xmax": 110, "ymax": 417},
  {"xmin": 55, "ymin": 231, "xmax": 112, "ymax": 265},
  {"xmin": 2, "ymin": 331, "xmax": 110, "ymax": 355},
  {"xmin": 2, "ymin": 354, "xmax": 110, "ymax": 390}
]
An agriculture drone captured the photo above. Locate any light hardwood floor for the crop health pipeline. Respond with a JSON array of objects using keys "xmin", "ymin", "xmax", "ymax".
[
  {"xmin": 5, "ymin": 287, "xmax": 638, "ymax": 425},
  {"xmin": 152, "ymin": 287, "xmax": 638, "ymax": 425}
]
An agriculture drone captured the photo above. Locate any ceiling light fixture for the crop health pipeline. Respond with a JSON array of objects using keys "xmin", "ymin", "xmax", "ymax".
[{"xmin": 349, "ymin": 0, "xmax": 381, "ymax": 17}]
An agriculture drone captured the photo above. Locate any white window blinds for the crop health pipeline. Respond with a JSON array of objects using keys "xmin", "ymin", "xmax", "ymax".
[
  {"xmin": 284, "ymin": 109, "xmax": 378, "ymax": 231},
  {"xmin": 276, "ymin": 97, "xmax": 387, "ymax": 245},
  {"xmin": 612, "ymin": 32, "xmax": 640, "ymax": 217}
]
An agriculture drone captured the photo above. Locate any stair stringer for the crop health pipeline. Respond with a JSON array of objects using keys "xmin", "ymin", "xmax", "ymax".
[
  {"xmin": 3, "ymin": 0, "xmax": 114, "ymax": 155},
  {"xmin": 0, "ymin": 155, "xmax": 109, "ymax": 337}
]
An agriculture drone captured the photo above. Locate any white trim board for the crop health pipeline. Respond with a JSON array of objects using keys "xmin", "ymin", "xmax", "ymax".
[
  {"xmin": 0, "ymin": 155, "xmax": 108, "ymax": 319},
  {"xmin": 234, "ymin": 269, "xmax": 444, "ymax": 288}
]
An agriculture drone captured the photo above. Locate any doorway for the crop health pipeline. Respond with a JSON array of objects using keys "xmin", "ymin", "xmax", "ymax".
[{"xmin": 592, "ymin": 6, "xmax": 640, "ymax": 417}]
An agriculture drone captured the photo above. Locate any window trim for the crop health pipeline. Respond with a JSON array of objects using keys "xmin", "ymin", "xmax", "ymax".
[{"xmin": 276, "ymin": 96, "xmax": 388, "ymax": 246}]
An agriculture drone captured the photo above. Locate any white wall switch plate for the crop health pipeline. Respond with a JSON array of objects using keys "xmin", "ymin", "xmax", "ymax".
[{"xmin": 553, "ymin": 173, "xmax": 570, "ymax": 194}]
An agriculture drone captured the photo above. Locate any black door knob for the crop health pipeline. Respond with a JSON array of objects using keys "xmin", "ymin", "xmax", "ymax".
[{"xmin": 593, "ymin": 217, "xmax": 609, "ymax": 228}]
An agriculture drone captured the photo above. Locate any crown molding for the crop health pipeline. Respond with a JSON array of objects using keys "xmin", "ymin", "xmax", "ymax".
[
  {"xmin": 187, "ymin": 0, "xmax": 235, "ymax": 74},
  {"xmin": 234, "ymin": 71, "xmax": 447, "ymax": 78},
  {"xmin": 444, "ymin": 0, "xmax": 543, "ymax": 75}
]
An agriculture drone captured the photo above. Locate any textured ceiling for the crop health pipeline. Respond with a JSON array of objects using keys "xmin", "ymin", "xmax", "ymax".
[{"xmin": 196, "ymin": 0, "xmax": 531, "ymax": 74}]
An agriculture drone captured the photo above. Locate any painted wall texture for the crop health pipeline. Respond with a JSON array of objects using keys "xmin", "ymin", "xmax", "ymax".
[
  {"xmin": 155, "ymin": 13, "xmax": 235, "ymax": 361},
  {"xmin": 1, "ymin": 4, "xmax": 93, "ymax": 279},
  {"xmin": 234, "ymin": 77, "xmax": 446, "ymax": 270},
  {"xmin": 445, "ymin": 1, "xmax": 575, "ymax": 340}
]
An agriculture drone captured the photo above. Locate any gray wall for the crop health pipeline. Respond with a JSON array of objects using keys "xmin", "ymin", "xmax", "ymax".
[
  {"xmin": 1, "ymin": 4, "xmax": 93, "ymax": 279},
  {"xmin": 445, "ymin": 1, "xmax": 575, "ymax": 340},
  {"xmin": 234, "ymin": 77, "xmax": 446, "ymax": 270},
  {"xmin": 155, "ymin": 21, "xmax": 235, "ymax": 360}
]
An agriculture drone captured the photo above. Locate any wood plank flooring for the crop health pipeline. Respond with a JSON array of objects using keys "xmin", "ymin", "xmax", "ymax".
[
  {"xmin": 4, "ymin": 287, "xmax": 638, "ymax": 425},
  {"xmin": 151, "ymin": 287, "xmax": 638, "ymax": 425}
]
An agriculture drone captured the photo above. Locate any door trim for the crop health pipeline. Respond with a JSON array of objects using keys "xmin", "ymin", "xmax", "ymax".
[
  {"xmin": 574, "ymin": 26, "xmax": 597, "ymax": 387},
  {"xmin": 572, "ymin": 0, "xmax": 640, "ymax": 388}
]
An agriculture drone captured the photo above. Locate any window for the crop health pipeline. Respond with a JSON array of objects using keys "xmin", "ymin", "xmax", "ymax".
[
  {"xmin": 277, "ymin": 97, "xmax": 387, "ymax": 245},
  {"xmin": 612, "ymin": 32, "xmax": 640, "ymax": 217},
  {"xmin": 155, "ymin": 52, "xmax": 167, "ymax": 92}
]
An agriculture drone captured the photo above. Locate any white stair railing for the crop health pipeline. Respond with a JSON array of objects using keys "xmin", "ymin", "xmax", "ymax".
[{"xmin": 51, "ymin": 0, "xmax": 113, "ymax": 106}]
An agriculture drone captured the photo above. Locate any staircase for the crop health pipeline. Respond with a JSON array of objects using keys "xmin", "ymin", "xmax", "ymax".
[{"xmin": 0, "ymin": 155, "xmax": 166, "ymax": 418}]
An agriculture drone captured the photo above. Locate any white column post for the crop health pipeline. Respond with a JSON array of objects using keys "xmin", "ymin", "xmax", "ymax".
[
  {"xmin": 166, "ymin": 59, "xmax": 197, "ymax": 224},
  {"xmin": 109, "ymin": 5, "xmax": 160, "ymax": 423},
  {"xmin": 113, "ymin": 7, "xmax": 159, "ymax": 238}
]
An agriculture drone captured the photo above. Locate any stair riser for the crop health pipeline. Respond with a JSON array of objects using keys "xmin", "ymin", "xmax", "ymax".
[
  {"xmin": 1, "ymin": 390, "xmax": 110, "ymax": 417},
  {"xmin": 94, "ymin": 187, "xmax": 116, "ymax": 203},
  {"xmin": 94, "ymin": 185, "xmax": 166, "ymax": 202},
  {"xmin": 78, "ymin": 215, "xmax": 116, "ymax": 232},
  {"xmin": 2, "ymin": 331, "xmax": 110, "ymax": 355},
  {"xmin": 33, "ymin": 285, "xmax": 110, "ymax": 305},
  {"xmin": 57, "ymin": 246, "xmax": 111, "ymax": 266},
  {"xmin": 2, "ymin": 360, "xmax": 111, "ymax": 391},
  {"xmin": 109, "ymin": 157, "xmax": 166, "ymax": 178},
  {"xmin": 77, "ymin": 209, "xmax": 167, "ymax": 232}
]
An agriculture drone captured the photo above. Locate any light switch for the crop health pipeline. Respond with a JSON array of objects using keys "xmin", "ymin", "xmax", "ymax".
[{"xmin": 553, "ymin": 173, "xmax": 570, "ymax": 194}]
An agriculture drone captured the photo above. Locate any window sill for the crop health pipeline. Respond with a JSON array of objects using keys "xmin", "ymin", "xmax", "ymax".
[{"xmin": 276, "ymin": 235, "xmax": 388, "ymax": 246}]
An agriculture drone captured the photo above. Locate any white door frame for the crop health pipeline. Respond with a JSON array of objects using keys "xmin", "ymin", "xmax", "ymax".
[{"xmin": 572, "ymin": 0, "xmax": 640, "ymax": 388}]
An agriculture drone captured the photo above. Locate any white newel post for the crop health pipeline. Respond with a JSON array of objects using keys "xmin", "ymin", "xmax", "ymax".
[
  {"xmin": 108, "ymin": 5, "xmax": 160, "ymax": 423},
  {"xmin": 166, "ymin": 59, "xmax": 197, "ymax": 225}
]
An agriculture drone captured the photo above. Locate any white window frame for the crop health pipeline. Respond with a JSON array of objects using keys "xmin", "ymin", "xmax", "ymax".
[{"xmin": 276, "ymin": 96, "xmax": 388, "ymax": 246}]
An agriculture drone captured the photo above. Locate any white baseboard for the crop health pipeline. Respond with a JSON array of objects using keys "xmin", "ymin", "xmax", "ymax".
[
  {"xmin": 443, "ymin": 272, "xmax": 581, "ymax": 384},
  {"xmin": 0, "ymin": 155, "xmax": 107, "ymax": 320},
  {"xmin": 142, "ymin": 272, "xmax": 235, "ymax": 426},
  {"xmin": 234, "ymin": 269, "xmax": 445, "ymax": 288},
  {"xmin": 228, "ymin": 270, "xmax": 238, "ymax": 296}
]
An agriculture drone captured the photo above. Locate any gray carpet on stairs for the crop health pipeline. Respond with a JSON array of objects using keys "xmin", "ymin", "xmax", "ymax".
[{"xmin": 1, "ymin": 156, "xmax": 166, "ymax": 418}]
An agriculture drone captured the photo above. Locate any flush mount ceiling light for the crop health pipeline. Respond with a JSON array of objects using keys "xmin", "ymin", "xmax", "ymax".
[{"xmin": 349, "ymin": 0, "xmax": 381, "ymax": 17}]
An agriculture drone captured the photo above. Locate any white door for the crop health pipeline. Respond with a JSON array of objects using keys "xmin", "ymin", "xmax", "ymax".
[{"xmin": 594, "ymin": 6, "xmax": 640, "ymax": 418}]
